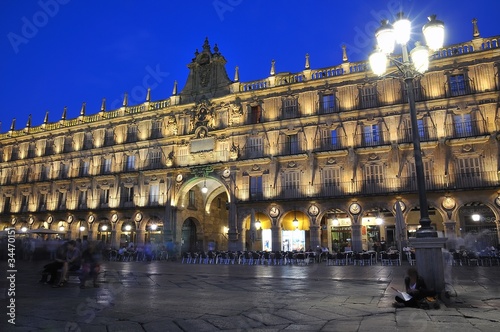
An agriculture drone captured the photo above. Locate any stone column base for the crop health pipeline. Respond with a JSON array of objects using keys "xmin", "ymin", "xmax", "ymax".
[{"xmin": 409, "ymin": 237, "xmax": 447, "ymax": 296}]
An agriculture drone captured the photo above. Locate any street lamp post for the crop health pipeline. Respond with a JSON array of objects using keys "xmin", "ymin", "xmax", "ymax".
[
  {"xmin": 370, "ymin": 13, "xmax": 444, "ymax": 237},
  {"xmin": 370, "ymin": 12, "xmax": 447, "ymax": 295}
]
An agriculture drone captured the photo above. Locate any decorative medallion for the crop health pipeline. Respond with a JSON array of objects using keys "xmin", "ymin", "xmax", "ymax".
[
  {"xmin": 47, "ymin": 216, "xmax": 53, "ymax": 224},
  {"xmin": 308, "ymin": 204, "xmax": 319, "ymax": 216},
  {"xmin": 442, "ymin": 197, "xmax": 456, "ymax": 210},
  {"xmin": 269, "ymin": 207, "xmax": 280, "ymax": 218},
  {"xmin": 288, "ymin": 161, "xmax": 297, "ymax": 168},
  {"xmin": 135, "ymin": 212, "xmax": 143, "ymax": 222},
  {"xmin": 349, "ymin": 202, "xmax": 361, "ymax": 215},
  {"xmin": 67, "ymin": 215, "xmax": 73, "ymax": 224}
]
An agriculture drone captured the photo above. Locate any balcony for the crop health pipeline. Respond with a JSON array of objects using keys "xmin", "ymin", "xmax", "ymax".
[
  {"xmin": 313, "ymin": 135, "xmax": 347, "ymax": 152},
  {"xmin": 398, "ymin": 125, "xmax": 438, "ymax": 143},
  {"xmin": 354, "ymin": 129, "xmax": 389, "ymax": 148},
  {"xmin": 239, "ymin": 145, "xmax": 269, "ymax": 160},
  {"xmin": 236, "ymin": 171, "xmax": 499, "ymax": 202},
  {"xmin": 275, "ymin": 140, "xmax": 306, "ymax": 156},
  {"xmin": 445, "ymin": 120, "xmax": 488, "ymax": 138}
]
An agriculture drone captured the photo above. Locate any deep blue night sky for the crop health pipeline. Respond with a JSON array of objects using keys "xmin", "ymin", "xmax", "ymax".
[{"xmin": 0, "ymin": 0, "xmax": 497, "ymax": 132}]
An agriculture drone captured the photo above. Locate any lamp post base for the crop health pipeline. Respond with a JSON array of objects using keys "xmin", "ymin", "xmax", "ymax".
[
  {"xmin": 408, "ymin": 237, "xmax": 447, "ymax": 297},
  {"xmin": 415, "ymin": 228, "xmax": 438, "ymax": 238}
]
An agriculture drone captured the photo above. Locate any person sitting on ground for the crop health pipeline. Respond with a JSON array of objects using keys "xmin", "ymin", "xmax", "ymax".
[
  {"xmin": 79, "ymin": 242, "xmax": 101, "ymax": 289},
  {"xmin": 54, "ymin": 240, "xmax": 81, "ymax": 287},
  {"xmin": 393, "ymin": 267, "xmax": 435, "ymax": 308},
  {"xmin": 39, "ymin": 241, "xmax": 69, "ymax": 284}
]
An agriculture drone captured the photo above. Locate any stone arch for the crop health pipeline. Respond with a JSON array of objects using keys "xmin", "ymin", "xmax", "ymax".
[{"xmin": 173, "ymin": 176, "xmax": 230, "ymax": 210}]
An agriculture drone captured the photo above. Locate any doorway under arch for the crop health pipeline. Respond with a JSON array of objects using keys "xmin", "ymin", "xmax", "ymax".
[{"xmin": 181, "ymin": 218, "xmax": 199, "ymax": 253}]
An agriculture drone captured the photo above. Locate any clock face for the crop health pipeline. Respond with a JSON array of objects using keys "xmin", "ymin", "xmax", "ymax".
[
  {"xmin": 111, "ymin": 213, "xmax": 118, "ymax": 222},
  {"xmin": 349, "ymin": 203, "xmax": 361, "ymax": 215},
  {"xmin": 67, "ymin": 215, "xmax": 73, "ymax": 224},
  {"xmin": 29, "ymin": 216, "xmax": 34, "ymax": 224},
  {"xmin": 135, "ymin": 213, "xmax": 143, "ymax": 222},
  {"xmin": 88, "ymin": 215, "xmax": 95, "ymax": 223},
  {"xmin": 11, "ymin": 217, "xmax": 17, "ymax": 225},
  {"xmin": 308, "ymin": 205, "xmax": 319, "ymax": 216},
  {"xmin": 47, "ymin": 216, "xmax": 53, "ymax": 224},
  {"xmin": 269, "ymin": 207, "xmax": 280, "ymax": 218},
  {"xmin": 176, "ymin": 174, "xmax": 183, "ymax": 182},
  {"xmin": 222, "ymin": 169, "xmax": 230, "ymax": 178}
]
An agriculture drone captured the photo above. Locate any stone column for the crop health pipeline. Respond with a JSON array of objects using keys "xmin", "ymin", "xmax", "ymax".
[
  {"xmin": 110, "ymin": 229, "xmax": 117, "ymax": 248},
  {"xmin": 87, "ymin": 230, "xmax": 93, "ymax": 241},
  {"xmin": 136, "ymin": 229, "xmax": 145, "ymax": 246},
  {"xmin": 409, "ymin": 237, "xmax": 447, "ymax": 296},
  {"xmin": 351, "ymin": 224, "xmax": 362, "ymax": 252},
  {"xmin": 271, "ymin": 222, "xmax": 282, "ymax": 252},
  {"xmin": 443, "ymin": 220, "xmax": 457, "ymax": 250},
  {"xmin": 309, "ymin": 224, "xmax": 321, "ymax": 249}
]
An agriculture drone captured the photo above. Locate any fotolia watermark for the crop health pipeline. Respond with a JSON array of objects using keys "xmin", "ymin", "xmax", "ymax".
[
  {"xmin": 340, "ymin": 0, "xmax": 401, "ymax": 59},
  {"xmin": 7, "ymin": 0, "xmax": 71, "ymax": 54},
  {"xmin": 213, "ymin": 0, "xmax": 243, "ymax": 21},
  {"xmin": 108, "ymin": 64, "xmax": 170, "ymax": 110}
]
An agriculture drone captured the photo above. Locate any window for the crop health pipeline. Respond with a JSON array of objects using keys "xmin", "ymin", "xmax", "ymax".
[
  {"xmin": 363, "ymin": 124, "xmax": 380, "ymax": 146},
  {"xmin": 320, "ymin": 93, "xmax": 336, "ymax": 114},
  {"xmin": 78, "ymin": 190, "xmax": 87, "ymax": 209},
  {"xmin": 364, "ymin": 164, "xmax": 384, "ymax": 184},
  {"xmin": 250, "ymin": 105, "xmax": 262, "ymax": 124},
  {"xmin": 283, "ymin": 172, "xmax": 300, "ymax": 190},
  {"xmin": 100, "ymin": 188, "xmax": 110, "ymax": 205},
  {"xmin": 408, "ymin": 161, "xmax": 433, "ymax": 184},
  {"xmin": 457, "ymin": 157, "xmax": 481, "ymax": 178},
  {"xmin": 61, "ymin": 163, "xmax": 69, "ymax": 179},
  {"xmin": 4, "ymin": 196, "xmax": 11, "ymax": 213},
  {"xmin": 103, "ymin": 158, "xmax": 112, "ymax": 174},
  {"xmin": 80, "ymin": 161, "xmax": 90, "ymax": 176},
  {"xmin": 38, "ymin": 194, "xmax": 46, "ymax": 211},
  {"xmin": 322, "ymin": 168, "xmax": 341, "ymax": 187},
  {"xmin": 319, "ymin": 128, "xmax": 340, "ymax": 150},
  {"xmin": 21, "ymin": 195, "xmax": 29, "ymax": 212},
  {"xmin": 246, "ymin": 137, "xmax": 263, "ymax": 158},
  {"xmin": 150, "ymin": 150, "xmax": 162, "ymax": 168},
  {"xmin": 360, "ymin": 86, "xmax": 378, "ymax": 108},
  {"xmin": 125, "ymin": 186, "xmax": 134, "ymax": 203},
  {"xmin": 177, "ymin": 147, "xmax": 189, "ymax": 165},
  {"xmin": 249, "ymin": 175, "xmax": 263, "ymax": 199},
  {"xmin": 449, "ymin": 74, "xmax": 468, "ymax": 96},
  {"xmin": 64, "ymin": 137, "xmax": 73, "ymax": 152},
  {"xmin": 188, "ymin": 190, "xmax": 195, "ymax": 207},
  {"xmin": 285, "ymin": 134, "xmax": 300, "ymax": 154},
  {"xmin": 41, "ymin": 165, "xmax": 50, "ymax": 180},
  {"xmin": 453, "ymin": 113, "xmax": 473, "ymax": 137},
  {"xmin": 126, "ymin": 155, "xmax": 136, "ymax": 171},
  {"xmin": 83, "ymin": 133, "xmax": 93, "ymax": 149},
  {"xmin": 45, "ymin": 140, "xmax": 54, "ymax": 155},
  {"xmin": 151, "ymin": 121, "xmax": 162, "ymax": 138},
  {"xmin": 149, "ymin": 184, "xmax": 159, "ymax": 205},
  {"xmin": 104, "ymin": 129, "xmax": 114, "ymax": 146},
  {"xmin": 28, "ymin": 144, "xmax": 36, "ymax": 158},
  {"xmin": 127, "ymin": 125, "xmax": 138, "ymax": 142},
  {"xmin": 402, "ymin": 80, "xmax": 423, "ymax": 102},
  {"xmin": 456, "ymin": 157, "xmax": 482, "ymax": 187},
  {"xmin": 58, "ymin": 191, "xmax": 67, "ymax": 209},
  {"xmin": 282, "ymin": 98, "xmax": 299, "ymax": 119}
]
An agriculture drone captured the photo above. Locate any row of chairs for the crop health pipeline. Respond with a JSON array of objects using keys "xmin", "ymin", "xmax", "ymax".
[
  {"xmin": 107, "ymin": 249, "xmax": 168, "ymax": 262},
  {"xmin": 451, "ymin": 250, "xmax": 500, "ymax": 266},
  {"xmin": 181, "ymin": 251, "xmax": 314, "ymax": 265},
  {"xmin": 326, "ymin": 251, "xmax": 401, "ymax": 266}
]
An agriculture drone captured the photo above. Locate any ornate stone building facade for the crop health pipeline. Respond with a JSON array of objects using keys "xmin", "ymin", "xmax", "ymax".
[{"xmin": 1, "ymin": 24, "xmax": 499, "ymax": 254}]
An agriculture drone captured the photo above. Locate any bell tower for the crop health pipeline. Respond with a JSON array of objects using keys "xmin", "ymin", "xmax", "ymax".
[{"xmin": 180, "ymin": 38, "xmax": 232, "ymax": 103}]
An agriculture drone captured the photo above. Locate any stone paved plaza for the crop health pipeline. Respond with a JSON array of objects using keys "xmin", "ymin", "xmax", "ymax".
[{"xmin": 1, "ymin": 259, "xmax": 499, "ymax": 331}]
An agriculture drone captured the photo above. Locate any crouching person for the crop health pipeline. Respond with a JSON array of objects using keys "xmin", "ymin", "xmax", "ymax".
[{"xmin": 79, "ymin": 243, "xmax": 101, "ymax": 289}]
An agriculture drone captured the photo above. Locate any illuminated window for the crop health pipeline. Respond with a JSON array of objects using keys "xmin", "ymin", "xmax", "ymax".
[{"xmin": 249, "ymin": 176, "xmax": 263, "ymax": 200}]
